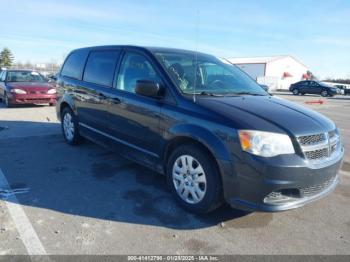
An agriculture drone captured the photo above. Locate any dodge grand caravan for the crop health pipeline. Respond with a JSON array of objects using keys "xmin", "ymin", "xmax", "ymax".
[{"xmin": 56, "ymin": 46, "xmax": 344, "ymax": 214}]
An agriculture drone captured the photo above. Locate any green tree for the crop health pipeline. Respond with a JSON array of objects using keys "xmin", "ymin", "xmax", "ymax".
[{"xmin": 0, "ymin": 48, "xmax": 14, "ymax": 67}]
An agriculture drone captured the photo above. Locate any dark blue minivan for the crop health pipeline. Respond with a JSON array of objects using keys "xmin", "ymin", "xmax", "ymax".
[{"xmin": 56, "ymin": 46, "xmax": 344, "ymax": 214}]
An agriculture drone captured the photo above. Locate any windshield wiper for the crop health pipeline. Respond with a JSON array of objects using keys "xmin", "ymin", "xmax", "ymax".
[
  {"xmin": 199, "ymin": 91, "xmax": 224, "ymax": 96},
  {"xmin": 226, "ymin": 92, "xmax": 266, "ymax": 96}
]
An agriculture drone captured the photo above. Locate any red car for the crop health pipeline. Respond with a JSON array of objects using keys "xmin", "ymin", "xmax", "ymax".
[{"xmin": 0, "ymin": 69, "xmax": 57, "ymax": 107}]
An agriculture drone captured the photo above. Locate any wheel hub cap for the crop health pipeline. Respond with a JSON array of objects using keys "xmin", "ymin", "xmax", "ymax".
[
  {"xmin": 63, "ymin": 113, "xmax": 74, "ymax": 141},
  {"xmin": 172, "ymin": 155, "xmax": 207, "ymax": 204}
]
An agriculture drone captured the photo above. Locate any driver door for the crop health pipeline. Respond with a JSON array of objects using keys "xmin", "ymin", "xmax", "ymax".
[
  {"xmin": 107, "ymin": 50, "xmax": 164, "ymax": 167},
  {"xmin": 309, "ymin": 81, "xmax": 319, "ymax": 94}
]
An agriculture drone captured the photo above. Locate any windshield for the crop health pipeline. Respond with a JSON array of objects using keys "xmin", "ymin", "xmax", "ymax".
[
  {"xmin": 154, "ymin": 51, "xmax": 267, "ymax": 96},
  {"xmin": 320, "ymin": 82, "xmax": 333, "ymax": 88},
  {"xmin": 6, "ymin": 71, "xmax": 46, "ymax": 83}
]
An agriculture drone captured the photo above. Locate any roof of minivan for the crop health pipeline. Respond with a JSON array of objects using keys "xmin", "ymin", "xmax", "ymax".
[
  {"xmin": 72, "ymin": 45, "xmax": 212, "ymax": 56},
  {"xmin": 4, "ymin": 69, "xmax": 38, "ymax": 72}
]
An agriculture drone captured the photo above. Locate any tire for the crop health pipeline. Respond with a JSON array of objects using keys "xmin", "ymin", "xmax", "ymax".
[
  {"xmin": 321, "ymin": 90, "xmax": 328, "ymax": 97},
  {"xmin": 61, "ymin": 107, "xmax": 83, "ymax": 145},
  {"xmin": 166, "ymin": 144, "xmax": 223, "ymax": 214},
  {"xmin": 292, "ymin": 89, "xmax": 299, "ymax": 95},
  {"xmin": 49, "ymin": 102, "xmax": 56, "ymax": 107},
  {"xmin": 301, "ymin": 93, "xmax": 305, "ymax": 95},
  {"xmin": 4, "ymin": 92, "xmax": 12, "ymax": 108}
]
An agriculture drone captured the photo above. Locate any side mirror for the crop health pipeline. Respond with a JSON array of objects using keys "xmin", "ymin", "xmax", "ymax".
[
  {"xmin": 135, "ymin": 80, "xmax": 163, "ymax": 99},
  {"xmin": 260, "ymin": 84, "xmax": 269, "ymax": 92},
  {"xmin": 48, "ymin": 75, "xmax": 57, "ymax": 82}
]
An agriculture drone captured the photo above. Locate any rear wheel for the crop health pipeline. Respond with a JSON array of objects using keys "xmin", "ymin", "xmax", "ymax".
[
  {"xmin": 321, "ymin": 90, "xmax": 328, "ymax": 97},
  {"xmin": 61, "ymin": 107, "xmax": 82, "ymax": 145},
  {"xmin": 292, "ymin": 89, "xmax": 299, "ymax": 95},
  {"xmin": 166, "ymin": 144, "xmax": 223, "ymax": 214}
]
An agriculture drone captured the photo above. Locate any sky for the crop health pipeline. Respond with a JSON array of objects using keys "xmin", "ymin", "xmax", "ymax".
[{"xmin": 0, "ymin": 0, "xmax": 349, "ymax": 79}]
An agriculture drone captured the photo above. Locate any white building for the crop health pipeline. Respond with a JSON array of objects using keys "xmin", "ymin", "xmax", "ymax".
[
  {"xmin": 321, "ymin": 81, "xmax": 350, "ymax": 89},
  {"xmin": 228, "ymin": 55, "xmax": 309, "ymax": 90}
]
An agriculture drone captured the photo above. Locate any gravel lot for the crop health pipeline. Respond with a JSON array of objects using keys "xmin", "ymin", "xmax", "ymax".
[{"xmin": 0, "ymin": 93, "xmax": 349, "ymax": 255}]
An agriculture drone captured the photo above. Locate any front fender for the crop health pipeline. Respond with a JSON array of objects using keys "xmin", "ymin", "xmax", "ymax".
[{"xmin": 164, "ymin": 123, "xmax": 231, "ymax": 161}]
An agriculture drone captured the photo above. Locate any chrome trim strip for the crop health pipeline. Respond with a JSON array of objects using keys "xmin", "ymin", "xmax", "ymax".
[
  {"xmin": 79, "ymin": 122, "xmax": 159, "ymax": 158},
  {"xmin": 300, "ymin": 140, "xmax": 329, "ymax": 151},
  {"xmin": 329, "ymin": 135, "xmax": 339, "ymax": 145}
]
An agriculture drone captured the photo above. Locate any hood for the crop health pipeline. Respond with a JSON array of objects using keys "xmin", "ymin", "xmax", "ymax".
[
  {"xmin": 7, "ymin": 82, "xmax": 53, "ymax": 92},
  {"xmin": 196, "ymin": 95, "xmax": 335, "ymax": 136}
]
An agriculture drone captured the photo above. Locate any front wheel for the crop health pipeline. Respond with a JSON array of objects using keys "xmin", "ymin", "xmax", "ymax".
[
  {"xmin": 166, "ymin": 144, "xmax": 223, "ymax": 214},
  {"xmin": 4, "ymin": 93, "xmax": 12, "ymax": 108},
  {"xmin": 61, "ymin": 107, "xmax": 82, "ymax": 145},
  {"xmin": 321, "ymin": 90, "xmax": 328, "ymax": 97}
]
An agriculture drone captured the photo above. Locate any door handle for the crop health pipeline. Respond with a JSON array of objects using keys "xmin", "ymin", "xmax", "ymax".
[
  {"xmin": 98, "ymin": 92, "xmax": 107, "ymax": 99},
  {"xmin": 109, "ymin": 97, "xmax": 121, "ymax": 104}
]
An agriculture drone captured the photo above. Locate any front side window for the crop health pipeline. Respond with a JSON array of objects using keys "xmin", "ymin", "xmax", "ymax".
[
  {"xmin": 154, "ymin": 51, "xmax": 267, "ymax": 96},
  {"xmin": 83, "ymin": 50, "xmax": 120, "ymax": 87},
  {"xmin": 0, "ymin": 71, "xmax": 5, "ymax": 81},
  {"xmin": 310, "ymin": 81, "xmax": 318, "ymax": 86},
  {"xmin": 61, "ymin": 50, "xmax": 89, "ymax": 80},
  {"xmin": 6, "ymin": 71, "xmax": 46, "ymax": 82},
  {"xmin": 117, "ymin": 52, "xmax": 162, "ymax": 93}
]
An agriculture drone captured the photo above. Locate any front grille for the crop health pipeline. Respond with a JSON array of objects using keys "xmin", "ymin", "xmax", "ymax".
[
  {"xmin": 297, "ymin": 130, "xmax": 340, "ymax": 162},
  {"xmin": 24, "ymin": 98, "xmax": 50, "ymax": 101},
  {"xmin": 264, "ymin": 176, "xmax": 336, "ymax": 204},
  {"xmin": 29, "ymin": 91, "xmax": 46, "ymax": 94},
  {"xmin": 298, "ymin": 133, "xmax": 325, "ymax": 146},
  {"xmin": 304, "ymin": 148, "xmax": 328, "ymax": 160},
  {"xmin": 299, "ymin": 176, "xmax": 335, "ymax": 197}
]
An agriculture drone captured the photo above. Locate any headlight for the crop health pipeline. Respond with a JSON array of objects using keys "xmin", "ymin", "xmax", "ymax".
[
  {"xmin": 238, "ymin": 130, "xmax": 295, "ymax": 157},
  {"xmin": 10, "ymin": 88, "xmax": 27, "ymax": 94},
  {"xmin": 47, "ymin": 88, "xmax": 57, "ymax": 94}
]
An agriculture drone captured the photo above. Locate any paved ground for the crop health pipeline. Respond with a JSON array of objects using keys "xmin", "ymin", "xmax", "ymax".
[{"xmin": 0, "ymin": 94, "xmax": 349, "ymax": 255}]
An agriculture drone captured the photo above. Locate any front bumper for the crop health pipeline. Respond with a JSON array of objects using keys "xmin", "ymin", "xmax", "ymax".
[
  {"xmin": 222, "ymin": 147, "xmax": 344, "ymax": 212},
  {"xmin": 8, "ymin": 93, "xmax": 56, "ymax": 105}
]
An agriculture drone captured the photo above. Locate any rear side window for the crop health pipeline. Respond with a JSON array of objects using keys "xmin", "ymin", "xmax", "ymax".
[
  {"xmin": 83, "ymin": 50, "xmax": 120, "ymax": 87},
  {"xmin": 61, "ymin": 50, "xmax": 89, "ymax": 80}
]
